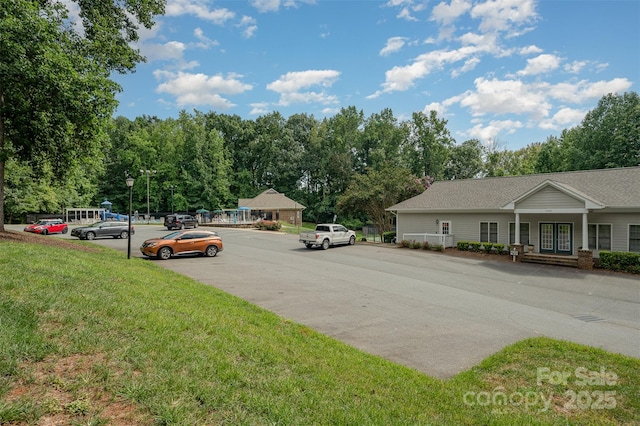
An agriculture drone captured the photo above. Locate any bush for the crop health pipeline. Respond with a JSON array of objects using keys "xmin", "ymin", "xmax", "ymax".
[
  {"xmin": 401, "ymin": 240, "xmax": 411, "ymax": 248},
  {"xmin": 493, "ymin": 243, "xmax": 505, "ymax": 253},
  {"xmin": 431, "ymin": 244, "xmax": 444, "ymax": 252},
  {"xmin": 411, "ymin": 240, "xmax": 422, "ymax": 249},
  {"xmin": 482, "ymin": 242, "xmax": 494, "ymax": 253},
  {"xmin": 421, "ymin": 241, "xmax": 430, "ymax": 250},
  {"xmin": 598, "ymin": 251, "xmax": 640, "ymax": 274},
  {"xmin": 255, "ymin": 220, "xmax": 281, "ymax": 231},
  {"xmin": 457, "ymin": 241, "xmax": 469, "ymax": 251},
  {"xmin": 468, "ymin": 242, "xmax": 482, "ymax": 252},
  {"xmin": 341, "ymin": 218, "xmax": 364, "ymax": 231}
]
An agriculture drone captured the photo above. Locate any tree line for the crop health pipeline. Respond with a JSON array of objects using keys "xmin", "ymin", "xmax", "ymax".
[{"xmin": 4, "ymin": 91, "xmax": 638, "ymax": 226}]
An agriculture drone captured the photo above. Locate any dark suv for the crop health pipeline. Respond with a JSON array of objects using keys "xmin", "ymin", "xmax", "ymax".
[{"xmin": 164, "ymin": 214, "xmax": 198, "ymax": 230}]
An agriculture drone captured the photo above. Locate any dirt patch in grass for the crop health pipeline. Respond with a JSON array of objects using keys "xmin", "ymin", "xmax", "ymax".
[
  {"xmin": 5, "ymin": 353, "xmax": 151, "ymax": 425},
  {"xmin": 0, "ymin": 230, "xmax": 100, "ymax": 253}
]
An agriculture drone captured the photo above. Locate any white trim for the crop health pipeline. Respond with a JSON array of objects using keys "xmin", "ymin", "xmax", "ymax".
[
  {"xmin": 502, "ymin": 180, "xmax": 605, "ymax": 210},
  {"xmin": 628, "ymin": 224, "xmax": 640, "ymax": 253},
  {"xmin": 514, "ymin": 208, "xmax": 589, "ymax": 214},
  {"xmin": 479, "ymin": 221, "xmax": 499, "ymax": 243},
  {"xmin": 588, "ymin": 223, "xmax": 613, "ymax": 251},
  {"xmin": 509, "ymin": 222, "xmax": 531, "ymax": 245}
]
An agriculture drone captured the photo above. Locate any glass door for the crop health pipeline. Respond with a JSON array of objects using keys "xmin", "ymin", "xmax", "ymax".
[{"xmin": 540, "ymin": 223, "xmax": 573, "ymax": 254}]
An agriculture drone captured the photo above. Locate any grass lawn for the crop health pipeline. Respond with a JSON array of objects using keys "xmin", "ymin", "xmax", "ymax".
[{"xmin": 1, "ymin": 240, "xmax": 638, "ymax": 425}]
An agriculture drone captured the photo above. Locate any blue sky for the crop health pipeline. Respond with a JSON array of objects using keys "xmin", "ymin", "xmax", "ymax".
[{"xmin": 103, "ymin": 0, "xmax": 637, "ymax": 150}]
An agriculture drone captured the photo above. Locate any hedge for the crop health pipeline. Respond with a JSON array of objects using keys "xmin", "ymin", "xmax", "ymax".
[{"xmin": 598, "ymin": 251, "xmax": 640, "ymax": 274}]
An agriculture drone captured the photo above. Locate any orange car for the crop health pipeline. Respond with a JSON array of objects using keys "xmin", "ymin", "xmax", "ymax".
[{"xmin": 140, "ymin": 229, "xmax": 223, "ymax": 260}]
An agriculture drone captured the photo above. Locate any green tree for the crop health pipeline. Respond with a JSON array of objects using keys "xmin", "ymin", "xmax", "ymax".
[
  {"xmin": 566, "ymin": 92, "xmax": 640, "ymax": 170},
  {"xmin": 357, "ymin": 108, "xmax": 404, "ymax": 172},
  {"xmin": 336, "ymin": 164, "xmax": 426, "ymax": 238},
  {"xmin": 401, "ymin": 110, "xmax": 454, "ymax": 179},
  {"xmin": 0, "ymin": 0, "xmax": 164, "ymax": 230},
  {"xmin": 444, "ymin": 139, "xmax": 485, "ymax": 180}
]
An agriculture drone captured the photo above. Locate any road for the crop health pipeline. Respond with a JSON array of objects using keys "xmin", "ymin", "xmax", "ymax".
[{"xmin": 10, "ymin": 224, "xmax": 640, "ymax": 378}]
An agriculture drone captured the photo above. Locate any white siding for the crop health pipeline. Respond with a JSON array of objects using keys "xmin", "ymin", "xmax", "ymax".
[{"xmin": 517, "ymin": 186, "xmax": 585, "ymax": 209}]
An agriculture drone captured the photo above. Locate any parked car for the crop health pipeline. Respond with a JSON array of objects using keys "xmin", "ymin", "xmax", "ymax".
[
  {"xmin": 140, "ymin": 229, "xmax": 222, "ymax": 260},
  {"xmin": 70, "ymin": 221, "xmax": 134, "ymax": 240},
  {"xmin": 24, "ymin": 219, "xmax": 68, "ymax": 235},
  {"xmin": 299, "ymin": 223, "xmax": 356, "ymax": 249},
  {"xmin": 164, "ymin": 214, "xmax": 198, "ymax": 230}
]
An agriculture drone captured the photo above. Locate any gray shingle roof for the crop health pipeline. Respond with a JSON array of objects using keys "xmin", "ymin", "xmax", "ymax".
[
  {"xmin": 238, "ymin": 189, "xmax": 306, "ymax": 210},
  {"xmin": 388, "ymin": 167, "xmax": 640, "ymax": 211}
]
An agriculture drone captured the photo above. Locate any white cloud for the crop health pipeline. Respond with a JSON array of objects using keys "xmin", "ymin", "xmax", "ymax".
[
  {"xmin": 539, "ymin": 107, "xmax": 586, "ymax": 130},
  {"xmin": 431, "ymin": 0, "xmax": 472, "ymax": 26},
  {"xmin": 470, "ymin": 0, "xmax": 538, "ymax": 34},
  {"xmin": 466, "ymin": 119, "xmax": 523, "ymax": 141},
  {"xmin": 563, "ymin": 60, "xmax": 588, "ymax": 74},
  {"xmin": 267, "ymin": 70, "xmax": 340, "ymax": 93},
  {"xmin": 249, "ymin": 102, "xmax": 271, "ymax": 115},
  {"xmin": 154, "ymin": 71, "xmax": 253, "ymax": 109},
  {"xmin": 193, "ymin": 28, "xmax": 219, "ymax": 49},
  {"xmin": 519, "ymin": 45, "xmax": 543, "ymax": 55},
  {"xmin": 517, "ymin": 53, "xmax": 561, "ymax": 76},
  {"xmin": 460, "ymin": 77, "xmax": 551, "ymax": 119},
  {"xmin": 267, "ymin": 70, "xmax": 341, "ymax": 107},
  {"xmin": 141, "ymin": 41, "xmax": 187, "ymax": 62},
  {"xmin": 250, "ymin": 0, "xmax": 280, "ymax": 13},
  {"xmin": 239, "ymin": 15, "xmax": 258, "ymax": 38},
  {"xmin": 380, "ymin": 37, "xmax": 409, "ymax": 56},
  {"xmin": 165, "ymin": 0, "xmax": 235, "ymax": 24}
]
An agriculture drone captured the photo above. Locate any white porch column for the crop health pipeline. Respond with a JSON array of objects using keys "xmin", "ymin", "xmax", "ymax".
[
  {"xmin": 515, "ymin": 212, "xmax": 521, "ymax": 245},
  {"xmin": 582, "ymin": 212, "xmax": 589, "ymax": 250}
]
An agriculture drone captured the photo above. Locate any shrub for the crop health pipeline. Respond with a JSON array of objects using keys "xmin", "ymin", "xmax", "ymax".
[
  {"xmin": 255, "ymin": 220, "xmax": 281, "ymax": 231},
  {"xmin": 468, "ymin": 242, "xmax": 482, "ymax": 252},
  {"xmin": 401, "ymin": 239, "xmax": 411, "ymax": 248},
  {"xmin": 431, "ymin": 244, "xmax": 444, "ymax": 252},
  {"xmin": 341, "ymin": 218, "xmax": 364, "ymax": 231},
  {"xmin": 483, "ymin": 242, "xmax": 494, "ymax": 253},
  {"xmin": 457, "ymin": 241, "xmax": 469, "ymax": 251},
  {"xmin": 411, "ymin": 240, "xmax": 422, "ymax": 249},
  {"xmin": 422, "ymin": 241, "xmax": 430, "ymax": 250},
  {"xmin": 493, "ymin": 243, "xmax": 505, "ymax": 253},
  {"xmin": 598, "ymin": 251, "xmax": 640, "ymax": 274}
]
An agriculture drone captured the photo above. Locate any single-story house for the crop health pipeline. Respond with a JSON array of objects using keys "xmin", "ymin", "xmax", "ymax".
[
  {"xmin": 387, "ymin": 167, "xmax": 640, "ymax": 260},
  {"xmin": 239, "ymin": 188, "xmax": 306, "ymax": 226}
]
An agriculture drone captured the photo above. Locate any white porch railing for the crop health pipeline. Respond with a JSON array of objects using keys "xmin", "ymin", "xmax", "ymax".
[{"xmin": 402, "ymin": 233, "xmax": 455, "ymax": 248}]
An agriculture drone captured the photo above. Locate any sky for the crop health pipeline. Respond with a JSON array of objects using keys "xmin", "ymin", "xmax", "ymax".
[{"xmin": 103, "ymin": 0, "xmax": 638, "ymax": 150}]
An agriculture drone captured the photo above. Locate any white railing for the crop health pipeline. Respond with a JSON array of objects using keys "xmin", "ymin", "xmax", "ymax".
[{"xmin": 402, "ymin": 233, "xmax": 455, "ymax": 248}]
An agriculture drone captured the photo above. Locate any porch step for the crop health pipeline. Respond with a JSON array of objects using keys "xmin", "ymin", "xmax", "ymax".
[{"xmin": 521, "ymin": 253, "xmax": 579, "ymax": 268}]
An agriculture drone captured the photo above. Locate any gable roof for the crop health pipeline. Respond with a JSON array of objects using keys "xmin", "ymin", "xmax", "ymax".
[
  {"xmin": 388, "ymin": 167, "xmax": 640, "ymax": 212},
  {"xmin": 239, "ymin": 188, "xmax": 306, "ymax": 210}
]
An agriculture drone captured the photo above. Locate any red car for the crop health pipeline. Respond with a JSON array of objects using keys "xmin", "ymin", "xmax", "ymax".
[{"xmin": 24, "ymin": 218, "xmax": 69, "ymax": 235}]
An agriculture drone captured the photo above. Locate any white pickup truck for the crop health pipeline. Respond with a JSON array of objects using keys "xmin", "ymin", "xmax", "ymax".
[{"xmin": 299, "ymin": 224, "xmax": 357, "ymax": 250}]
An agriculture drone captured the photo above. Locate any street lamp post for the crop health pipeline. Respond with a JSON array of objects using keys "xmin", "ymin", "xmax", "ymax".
[
  {"xmin": 125, "ymin": 176, "xmax": 134, "ymax": 259},
  {"xmin": 168, "ymin": 185, "xmax": 176, "ymax": 214},
  {"xmin": 140, "ymin": 169, "xmax": 156, "ymax": 223}
]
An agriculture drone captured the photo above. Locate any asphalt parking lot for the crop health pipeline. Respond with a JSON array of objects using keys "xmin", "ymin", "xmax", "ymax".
[{"xmin": 9, "ymin": 224, "xmax": 640, "ymax": 378}]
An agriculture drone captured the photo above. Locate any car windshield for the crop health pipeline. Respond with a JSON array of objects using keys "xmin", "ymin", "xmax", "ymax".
[
  {"xmin": 89, "ymin": 221, "xmax": 105, "ymax": 227},
  {"xmin": 161, "ymin": 231, "xmax": 183, "ymax": 240},
  {"xmin": 36, "ymin": 220, "xmax": 51, "ymax": 225}
]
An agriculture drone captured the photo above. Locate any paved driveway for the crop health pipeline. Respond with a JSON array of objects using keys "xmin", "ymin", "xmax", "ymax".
[{"xmin": 9, "ymin": 224, "xmax": 640, "ymax": 378}]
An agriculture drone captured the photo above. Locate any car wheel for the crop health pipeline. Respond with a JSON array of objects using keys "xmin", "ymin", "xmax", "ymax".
[
  {"xmin": 205, "ymin": 245, "xmax": 218, "ymax": 257},
  {"xmin": 305, "ymin": 243, "xmax": 314, "ymax": 249},
  {"xmin": 158, "ymin": 247, "xmax": 172, "ymax": 260},
  {"xmin": 41, "ymin": 229, "xmax": 48, "ymax": 235},
  {"xmin": 85, "ymin": 231, "xmax": 96, "ymax": 240},
  {"xmin": 349, "ymin": 235, "xmax": 356, "ymax": 245},
  {"xmin": 321, "ymin": 239, "xmax": 330, "ymax": 250},
  {"xmin": 179, "ymin": 223, "xmax": 185, "ymax": 230},
  {"xmin": 120, "ymin": 230, "xmax": 129, "ymax": 239},
  {"xmin": 62, "ymin": 227, "xmax": 68, "ymax": 234}
]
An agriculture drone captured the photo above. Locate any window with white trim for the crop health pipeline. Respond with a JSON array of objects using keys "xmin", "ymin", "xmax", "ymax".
[
  {"xmin": 588, "ymin": 224, "xmax": 611, "ymax": 250},
  {"xmin": 509, "ymin": 222, "xmax": 530, "ymax": 246},
  {"xmin": 630, "ymin": 225, "xmax": 640, "ymax": 253},
  {"xmin": 440, "ymin": 221, "xmax": 451, "ymax": 235},
  {"xmin": 480, "ymin": 222, "xmax": 498, "ymax": 243}
]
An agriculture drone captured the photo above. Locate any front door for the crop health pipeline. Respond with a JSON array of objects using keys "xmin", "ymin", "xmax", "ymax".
[{"xmin": 540, "ymin": 223, "xmax": 573, "ymax": 254}]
